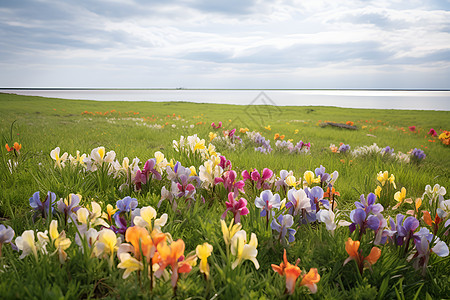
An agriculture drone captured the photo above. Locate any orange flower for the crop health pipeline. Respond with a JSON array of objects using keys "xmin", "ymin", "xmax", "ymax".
[
  {"xmin": 344, "ymin": 238, "xmax": 381, "ymax": 274},
  {"xmin": 274, "ymin": 133, "xmax": 280, "ymax": 140},
  {"xmin": 5, "ymin": 144, "xmax": 11, "ymax": 152},
  {"xmin": 155, "ymin": 239, "xmax": 197, "ymax": 287},
  {"xmin": 271, "ymin": 249, "xmax": 301, "ymax": 295},
  {"xmin": 13, "ymin": 142, "xmax": 21, "ymax": 152},
  {"xmin": 300, "ymin": 268, "xmax": 320, "ymax": 294},
  {"xmin": 125, "ymin": 226, "xmax": 165, "ymax": 262},
  {"xmin": 346, "ymin": 121, "xmax": 354, "ymax": 126},
  {"xmin": 324, "ymin": 187, "xmax": 340, "ymax": 198}
]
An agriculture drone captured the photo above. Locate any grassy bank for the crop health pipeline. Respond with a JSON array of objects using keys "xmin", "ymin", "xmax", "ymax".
[{"xmin": 0, "ymin": 93, "xmax": 449, "ymax": 299}]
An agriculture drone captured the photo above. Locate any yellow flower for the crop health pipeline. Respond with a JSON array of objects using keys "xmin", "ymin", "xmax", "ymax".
[
  {"xmin": 220, "ymin": 219, "xmax": 242, "ymax": 246},
  {"xmin": 102, "ymin": 204, "xmax": 118, "ymax": 224},
  {"xmin": 230, "ymin": 230, "xmax": 259, "ymax": 270},
  {"xmin": 294, "ymin": 129, "xmax": 299, "ymax": 134},
  {"xmin": 94, "ymin": 229, "xmax": 119, "ymax": 267},
  {"xmin": 189, "ymin": 166, "xmax": 197, "ymax": 176},
  {"xmin": 50, "ymin": 147, "xmax": 68, "ymax": 169},
  {"xmin": 285, "ymin": 175, "xmax": 298, "ymax": 187},
  {"xmin": 240, "ymin": 128, "xmax": 249, "ymax": 133},
  {"xmin": 303, "ymin": 171, "xmax": 320, "ymax": 187},
  {"xmin": 377, "ymin": 171, "xmax": 396, "ymax": 188},
  {"xmin": 133, "ymin": 206, "xmax": 168, "ymax": 232},
  {"xmin": 117, "ymin": 253, "xmax": 143, "ymax": 279},
  {"xmin": 209, "ymin": 132, "xmax": 217, "ymax": 142},
  {"xmin": 265, "ymin": 125, "xmax": 271, "ymax": 131},
  {"xmin": 196, "ymin": 242, "xmax": 213, "ymax": 279},
  {"xmin": 49, "ymin": 220, "xmax": 71, "ymax": 263},
  {"xmin": 374, "ymin": 186, "xmax": 382, "ymax": 198}
]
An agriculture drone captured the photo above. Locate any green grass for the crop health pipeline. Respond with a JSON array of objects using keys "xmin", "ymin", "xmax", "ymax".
[{"xmin": 0, "ymin": 93, "xmax": 449, "ymax": 299}]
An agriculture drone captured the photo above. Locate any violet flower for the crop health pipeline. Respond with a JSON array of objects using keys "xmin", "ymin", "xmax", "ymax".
[
  {"xmin": 56, "ymin": 194, "xmax": 81, "ymax": 224},
  {"xmin": 314, "ymin": 165, "xmax": 329, "ymax": 185},
  {"xmin": 116, "ymin": 196, "xmax": 138, "ymax": 213},
  {"xmin": 339, "ymin": 144, "xmax": 350, "ymax": 153},
  {"xmin": 411, "ymin": 148, "xmax": 426, "ymax": 160},
  {"xmin": 382, "ymin": 146, "xmax": 394, "ymax": 155},
  {"xmin": 29, "ymin": 191, "xmax": 56, "ymax": 220},
  {"xmin": 0, "ymin": 224, "xmax": 15, "ymax": 256},
  {"xmin": 215, "ymin": 170, "xmax": 245, "ymax": 197},
  {"xmin": 271, "ymin": 214, "xmax": 296, "ymax": 243},
  {"xmin": 221, "ymin": 192, "xmax": 249, "ymax": 223},
  {"xmin": 305, "ymin": 186, "xmax": 329, "ymax": 213},
  {"xmin": 254, "ymin": 190, "xmax": 281, "ymax": 217}
]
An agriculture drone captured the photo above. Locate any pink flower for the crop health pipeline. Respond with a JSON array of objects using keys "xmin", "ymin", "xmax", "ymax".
[
  {"xmin": 221, "ymin": 192, "xmax": 249, "ymax": 223},
  {"xmin": 428, "ymin": 128, "xmax": 437, "ymax": 137},
  {"xmin": 211, "ymin": 121, "xmax": 222, "ymax": 129},
  {"xmin": 408, "ymin": 126, "xmax": 416, "ymax": 132}
]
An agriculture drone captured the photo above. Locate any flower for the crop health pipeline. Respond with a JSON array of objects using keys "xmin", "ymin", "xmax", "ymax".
[
  {"xmin": 393, "ymin": 187, "xmax": 412, "ymax": 209},
  {"xmin": 410, "ymin": 148, "xmax": 426, "ymax": 160},
  {"xmin": 265, "ymin": 125, "xmax": 271, "ymax": 131},
  {"xmin": 222, "ymin": 192, "xmax": 249, "ymax": 223},
  {"xmin": 339, "ymin": 144, "xmax": 350, "ymax": 153},
  {"xmin": 285, "ymin": 188, "xmax": 313, "ymax": 220},
  {"xmin": 428, "ymin": 128, "xmax": 437, "ymax": 137},
  {"xmin": 300, "ymin": 268, "xmax": 321, "ymax": 294},
  {"xmin": 133, "ymin": 206, "xmax": 168, "ymax": 232},
  {"xmin": 50, "ymin": 147, "xmax": 68, "ymax": 169},
  {"xmin": 0, "ymin": 224, "xmax": 15, "ymax": 257},
  {"xmin": 220, "ymin": 219, "xmax": 242, "ymax": 246},
  {"xmin": 230, "ymin": 230, "xmax": 259, "ymax": 270},
  {"xmin": 254, "ymin": 190, "xmax": 281, "ymax": 217},
  {"xmin": 271, "ymin": 249, "xmax": 301, "ymax": 295},
  {"xmin": 211, "ymin": 121, "xmax": 222, "ymax": 129},
  {"xmin": 240, "ymin": 127, "xmax": 249, "ymax": 133},
  {"xmin": 303, "ymin": 171, "xmax": 320, "ymax": 187},
  {"xmin": 317, "ymin": 209, "xmax": 336, "ymax": 233},
  {"xmin": 49, "ymin": 220, "xmax": 71, "ymax": 263},
  {"xmin": 209, "ymin": 132, "xmax": 217, "ymax": 141},
  {"xmin": 56, "ymin": 193, "xmax": 81, "ymax": 223},
  {"xmin": 93, "ymin": 228, "xmax": 120, "ymax": 267},
  {"xmin": 271, "ymin": 214, "xmax": 296, "ymax": 243},
  {"xmin": 116, "ymin": 196, "xmax": 138, "ymax": 213},
  {"xmin": 408, "ymin": 126, "xmax": 416, "ymax": 132},
  {"xmin": 16, "ymin": 230, "xmax": 49, "ymax": 260},
  {"xmin": 29, "ymin": 191, "xmax": 56, "ymax": 220},
  {"xmin": 377, "ymin": 171, "xmax": 396, "ymax": 188},
  {"xmin": 155, "ymin": 239, "xmax": 197, "ymax": 288},
  {"xmin": 196, "ymin": 242, "xmax": 213, "ymax": 279},
  {"xmin": 344, "ymin": 238, "xmax": 381, "ymax": 273},
  {"xmin": 117, "ymin": 252, "xmax": 143, "ymax": 279}
]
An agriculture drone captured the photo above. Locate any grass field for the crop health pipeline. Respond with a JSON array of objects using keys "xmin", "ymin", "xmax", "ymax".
[{"xmin": 0, "ymin": 93, "xmax": 449, "ymax": 299}]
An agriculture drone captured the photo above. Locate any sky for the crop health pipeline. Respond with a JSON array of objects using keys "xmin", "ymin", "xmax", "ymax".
[{"xmin": 0, "ymin": 0, "xmax": 449, "ymax": 89}]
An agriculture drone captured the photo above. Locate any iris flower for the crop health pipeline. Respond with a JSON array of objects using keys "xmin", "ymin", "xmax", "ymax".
[
  {"xmin": 393, "ymin": 187, "xmax": 412, "ymax": 209},
  {"xmin": 133, "ymin": 206, "xmax": 168, "ymax": 232},
  {"xmin": 271, "ymin": 214, "xmax": 296, "ymax": 243},
  {"xmin": 49, "ymin": 220, "xmax": 71, "ymax": 263},
  {"xmin": 254, "ymin": 190, "xmax": 281, "ymax": 217},
  {"xmin": 93, "ymin": 228, "xmax": 121, "ymax": 267},
  {"xmin": 155, "ymin": 239, "xmax": 197, "ymax": 288},
  {"xmin": 222, "ymin": 192, "xmax": 249, "ymax": 223},
  {"xmin": 376, "ymin": 171, "xmax": 396, "ymax": 188},
  {"xmin": 303, "ymin": 171, "xmax": 320, "ymax": 187},
  {"xmin": 50, "ymin": 147, "xmax": 68, "ymax": 169},
  {"xmin": 230, "ymin": 230, "xmax": 259, "ymax": 270},
  {"xmin": 220, "ymin": 219, "xmax": 242, "ymax": 246},
  {"xmin": 0, "ymin": 224, "xmax": 15, "ymax": 257},
  {"xmin": 271, "ymin": 249, "xmax": 301, "ymax": 295},
  {"xmin": 300, "ymin": 268, "xmax": 321, "ymax": 294},
  {"xmin": 196, "ymin": 242, "xmax": 213, "ymax": 279},
  {"xmin": 117, "ymin": 252, "xmax": 144, "ymax": 279},
  {"xmin": 344, "ymin": 238, "xmax": 381, "ymax": 274},
  {"xmin": 16, "ymin": 230, "xmax": 49, "ymax": 260},
  {"xmin": 29, "ymin": 191, "xmax": 56, "ymax": 220},
  {"xmin": 56, "ymin": 193, "xmax": 81, "ymax": 224}
]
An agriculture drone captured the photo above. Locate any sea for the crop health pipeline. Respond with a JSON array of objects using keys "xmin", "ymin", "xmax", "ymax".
[{"xmin": 1, "ymin": 89, "xmax": 449, "ymax": 111}]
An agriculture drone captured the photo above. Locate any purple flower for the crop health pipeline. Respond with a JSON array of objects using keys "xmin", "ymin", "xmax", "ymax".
[
  {"xmin": 254, "ymin": 190, "xmax": 281, "ymax": 217},
  {"xmin": 306, "ymin": 186, "xmax": 329, "ymax": 212},
  {"xmin": 221, "ymin": 192, "xmax": 249, "ymax": 223},
  {"xmin": 56, "ymin": 194, "xmax": 81, "ymax": 224},
  {"xmin": 215, "ymin": 170, "xmax": 245, "ymax": 197},
  {"xmin": 116, "ymin": 196, "xmax": 138, "ymax": 213},
  {"xmin": 388, "ymin": 214, "xmax": 419, "ymax": 246},
  {"xmin": 134, "ymin": 158, "xmax": 162, "ymax": 190},
  {"xmin": 111, "ymin": 213, "xmax": 128, "ymax": 235},
  {"xmin": 382, "ymin": 146, "xmax": 394, "ymax": 155},
  {"xmin": 250, "ymin": 168, "xmax": 273, "ymax": 190},
  {"xmin": 355, "ymin": 193, "xmax": 384, "ymax": 215},
  {"xmin": 314, "ymin": 165, "xmax": 329, "ymax": 184},
  {"xmin": 271, "ymin": 214, "xmax": 296, "ymax": 243},
  {"xmin": 175, "ymin": 174, "xmax": 196, "ymax": 199},
  {"xmin": 29, "ymin": 191, "xmax": 56, "ymax": 220},
  {"xmin": 411, "ymin": 148, "xmax": 426, "ymax": 160},
  {"xmin": 339, "ymin": 144, "xmax": 350, "ymax": 153}
]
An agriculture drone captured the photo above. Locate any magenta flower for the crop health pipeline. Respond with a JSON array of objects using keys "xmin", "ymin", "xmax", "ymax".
[
  {"xmin": 219, "ymin": 155, "xmax": 232, "ymax": 171},
  {"xmin": 428, "ymin": 128, "xmax": 437, "ymax": 137},
  {"xmin": 211, "ymin": 121, "xmax": 222, "ymax": 129},
  {"xmin": 221, "ymin": 192, "xmax": 249, "ymax": 223},
  {"xmin": 215, "ymin": 170, "xmax": 245, "ymax": 197},
  {"xmin": 245, "ymin": 168, "xmax": 273, "ymax": 189},
  {"xmin": 408, "ymin": 126, "xmax": 416, "ymax": 132}
]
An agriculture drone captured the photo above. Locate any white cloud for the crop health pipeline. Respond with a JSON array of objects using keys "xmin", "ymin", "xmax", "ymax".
[{"xmin": 0, "ymin": 0, "xmax": 449, "ymax": 88}]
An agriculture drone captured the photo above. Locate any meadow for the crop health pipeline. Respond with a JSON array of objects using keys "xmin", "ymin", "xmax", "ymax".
[{"xmin": 0, "ymin": 93, "xmax": 449, "ymax": 299}]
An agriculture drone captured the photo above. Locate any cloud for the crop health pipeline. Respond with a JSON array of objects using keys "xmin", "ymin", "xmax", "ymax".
[{"xmin": 0, "ymin": 0, "xmax": 449, "ymax": 88}]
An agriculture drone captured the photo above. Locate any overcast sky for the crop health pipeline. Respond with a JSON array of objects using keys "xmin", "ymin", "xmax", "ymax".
[{"xmin": 1, "ymin": 0, "xmax": 449, "ymax": 89}]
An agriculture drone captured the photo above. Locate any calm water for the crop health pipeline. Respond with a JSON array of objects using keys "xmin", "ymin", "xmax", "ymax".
[{"xmin": 1, "ymin": 89, "xmax": 449, "ymax": 110}]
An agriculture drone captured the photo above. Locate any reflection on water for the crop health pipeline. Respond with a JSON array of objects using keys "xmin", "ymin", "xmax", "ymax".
[{"xmin": 1, "ymin": 89, "xmax": 449, "ymax": 110}]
